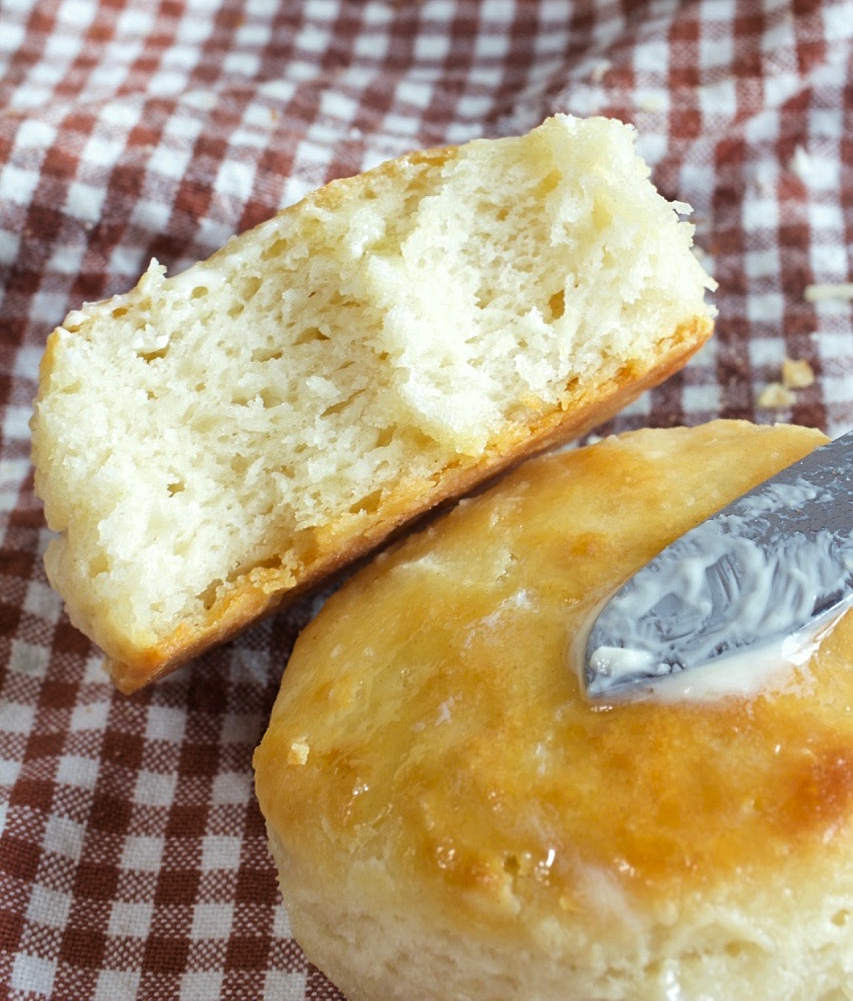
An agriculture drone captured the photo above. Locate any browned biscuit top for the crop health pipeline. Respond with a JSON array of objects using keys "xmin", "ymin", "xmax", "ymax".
[{"xmin": 255, "ymin": 420, "xmax": 850, "ymax": 947}]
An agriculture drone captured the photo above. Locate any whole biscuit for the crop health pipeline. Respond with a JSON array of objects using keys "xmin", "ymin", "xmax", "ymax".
[{"xmin": 255, "ymin": 419, "xmax": 853, "ymax": 1001}]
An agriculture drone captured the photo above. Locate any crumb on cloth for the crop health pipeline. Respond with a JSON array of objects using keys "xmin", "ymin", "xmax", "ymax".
[
  {"xmin": 804, "ymin": 283, "xmax": 853, "ymax": 303},
  {"xmin": 756, "ymin": 357, "xmax": 815, "ymax": 410}
]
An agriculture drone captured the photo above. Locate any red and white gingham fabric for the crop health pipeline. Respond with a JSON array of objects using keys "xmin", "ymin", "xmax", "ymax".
[{"xmin": 1, "ymin": 1, "xmax": 851, "ymax": 998}]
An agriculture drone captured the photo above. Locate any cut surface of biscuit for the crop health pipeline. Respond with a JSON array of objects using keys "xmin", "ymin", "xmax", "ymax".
[{"xmin": 31, "ymin": 114, "xmax": 714, "ymax": 691}]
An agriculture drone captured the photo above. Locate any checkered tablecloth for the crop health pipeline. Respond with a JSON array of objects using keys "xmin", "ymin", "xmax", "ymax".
[{"xmin": 1, "ymin": 1, "xmax": 851, "ymax": 998}]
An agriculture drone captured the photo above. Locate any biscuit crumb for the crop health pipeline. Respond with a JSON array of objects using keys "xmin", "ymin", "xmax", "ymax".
[
  {"xmin": 805, "ymin": 282, "xmax": 853, "ymax": 302},
  {"xmin": 781, "ymin": 357, "xmax": 815, "ymax": 389},
  {"xmin": 757, "ymin": 356, "xmax": 815, "ymax": 409},
  {"xmin": 756, "ymin": 383, "xmax": 796, "ymax": 409}
]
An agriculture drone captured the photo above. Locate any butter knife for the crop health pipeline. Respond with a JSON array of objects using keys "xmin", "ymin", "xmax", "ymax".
[{"xmin": 583, "ymin": 430, "xmax": 853, "ymax": 700}]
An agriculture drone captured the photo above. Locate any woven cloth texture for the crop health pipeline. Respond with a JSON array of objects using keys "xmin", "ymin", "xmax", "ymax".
[{"xmin": 1, "ymin": 0, "xmax": 852, "ymax": 998}]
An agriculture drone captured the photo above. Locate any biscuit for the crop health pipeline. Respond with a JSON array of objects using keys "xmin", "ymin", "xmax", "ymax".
[
  {"xmin": 31, "ymin": 115, "xmax": 713, "ymax": 691},
  {"xmin": 254, "ymin": 420, "xmax": 853, "ymax": 1001}
]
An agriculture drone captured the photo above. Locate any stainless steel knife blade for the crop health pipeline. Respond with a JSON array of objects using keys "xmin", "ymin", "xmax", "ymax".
[{"xmin": 583, "ymin": 429, "xmax": 853, "ymax": 701}]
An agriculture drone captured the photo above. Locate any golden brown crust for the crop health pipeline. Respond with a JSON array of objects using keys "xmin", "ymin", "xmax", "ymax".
[
  {"xmin": 254, "ymin": 420, "xmax": 853, "ymax": 998},
  {"xmin": 109, "ymin": 314, "xmax": 711, "ymax": 692}
]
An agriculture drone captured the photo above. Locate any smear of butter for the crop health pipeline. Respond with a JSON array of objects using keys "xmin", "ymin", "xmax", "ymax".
[{"xmin": 581, "ymin": 477, "xmax": 853, "ymax": 703}]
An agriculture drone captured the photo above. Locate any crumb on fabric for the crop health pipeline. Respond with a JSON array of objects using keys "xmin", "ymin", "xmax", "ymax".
[
  {"xmin": 757, "ymin": 356, "xmax": 816, "ymax": 410},
  {"xmin": 781, "ymin": 357, "xmax": 815, "ymax": 389},
  {"xmin": 756, "ymin": 383, "xmax": 797, "ymax": 409}
]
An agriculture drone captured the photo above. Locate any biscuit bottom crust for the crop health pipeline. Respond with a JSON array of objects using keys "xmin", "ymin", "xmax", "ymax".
[{"xmin": 254, "ymin": 420, "xmax": 853, "ymax": 1001}]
